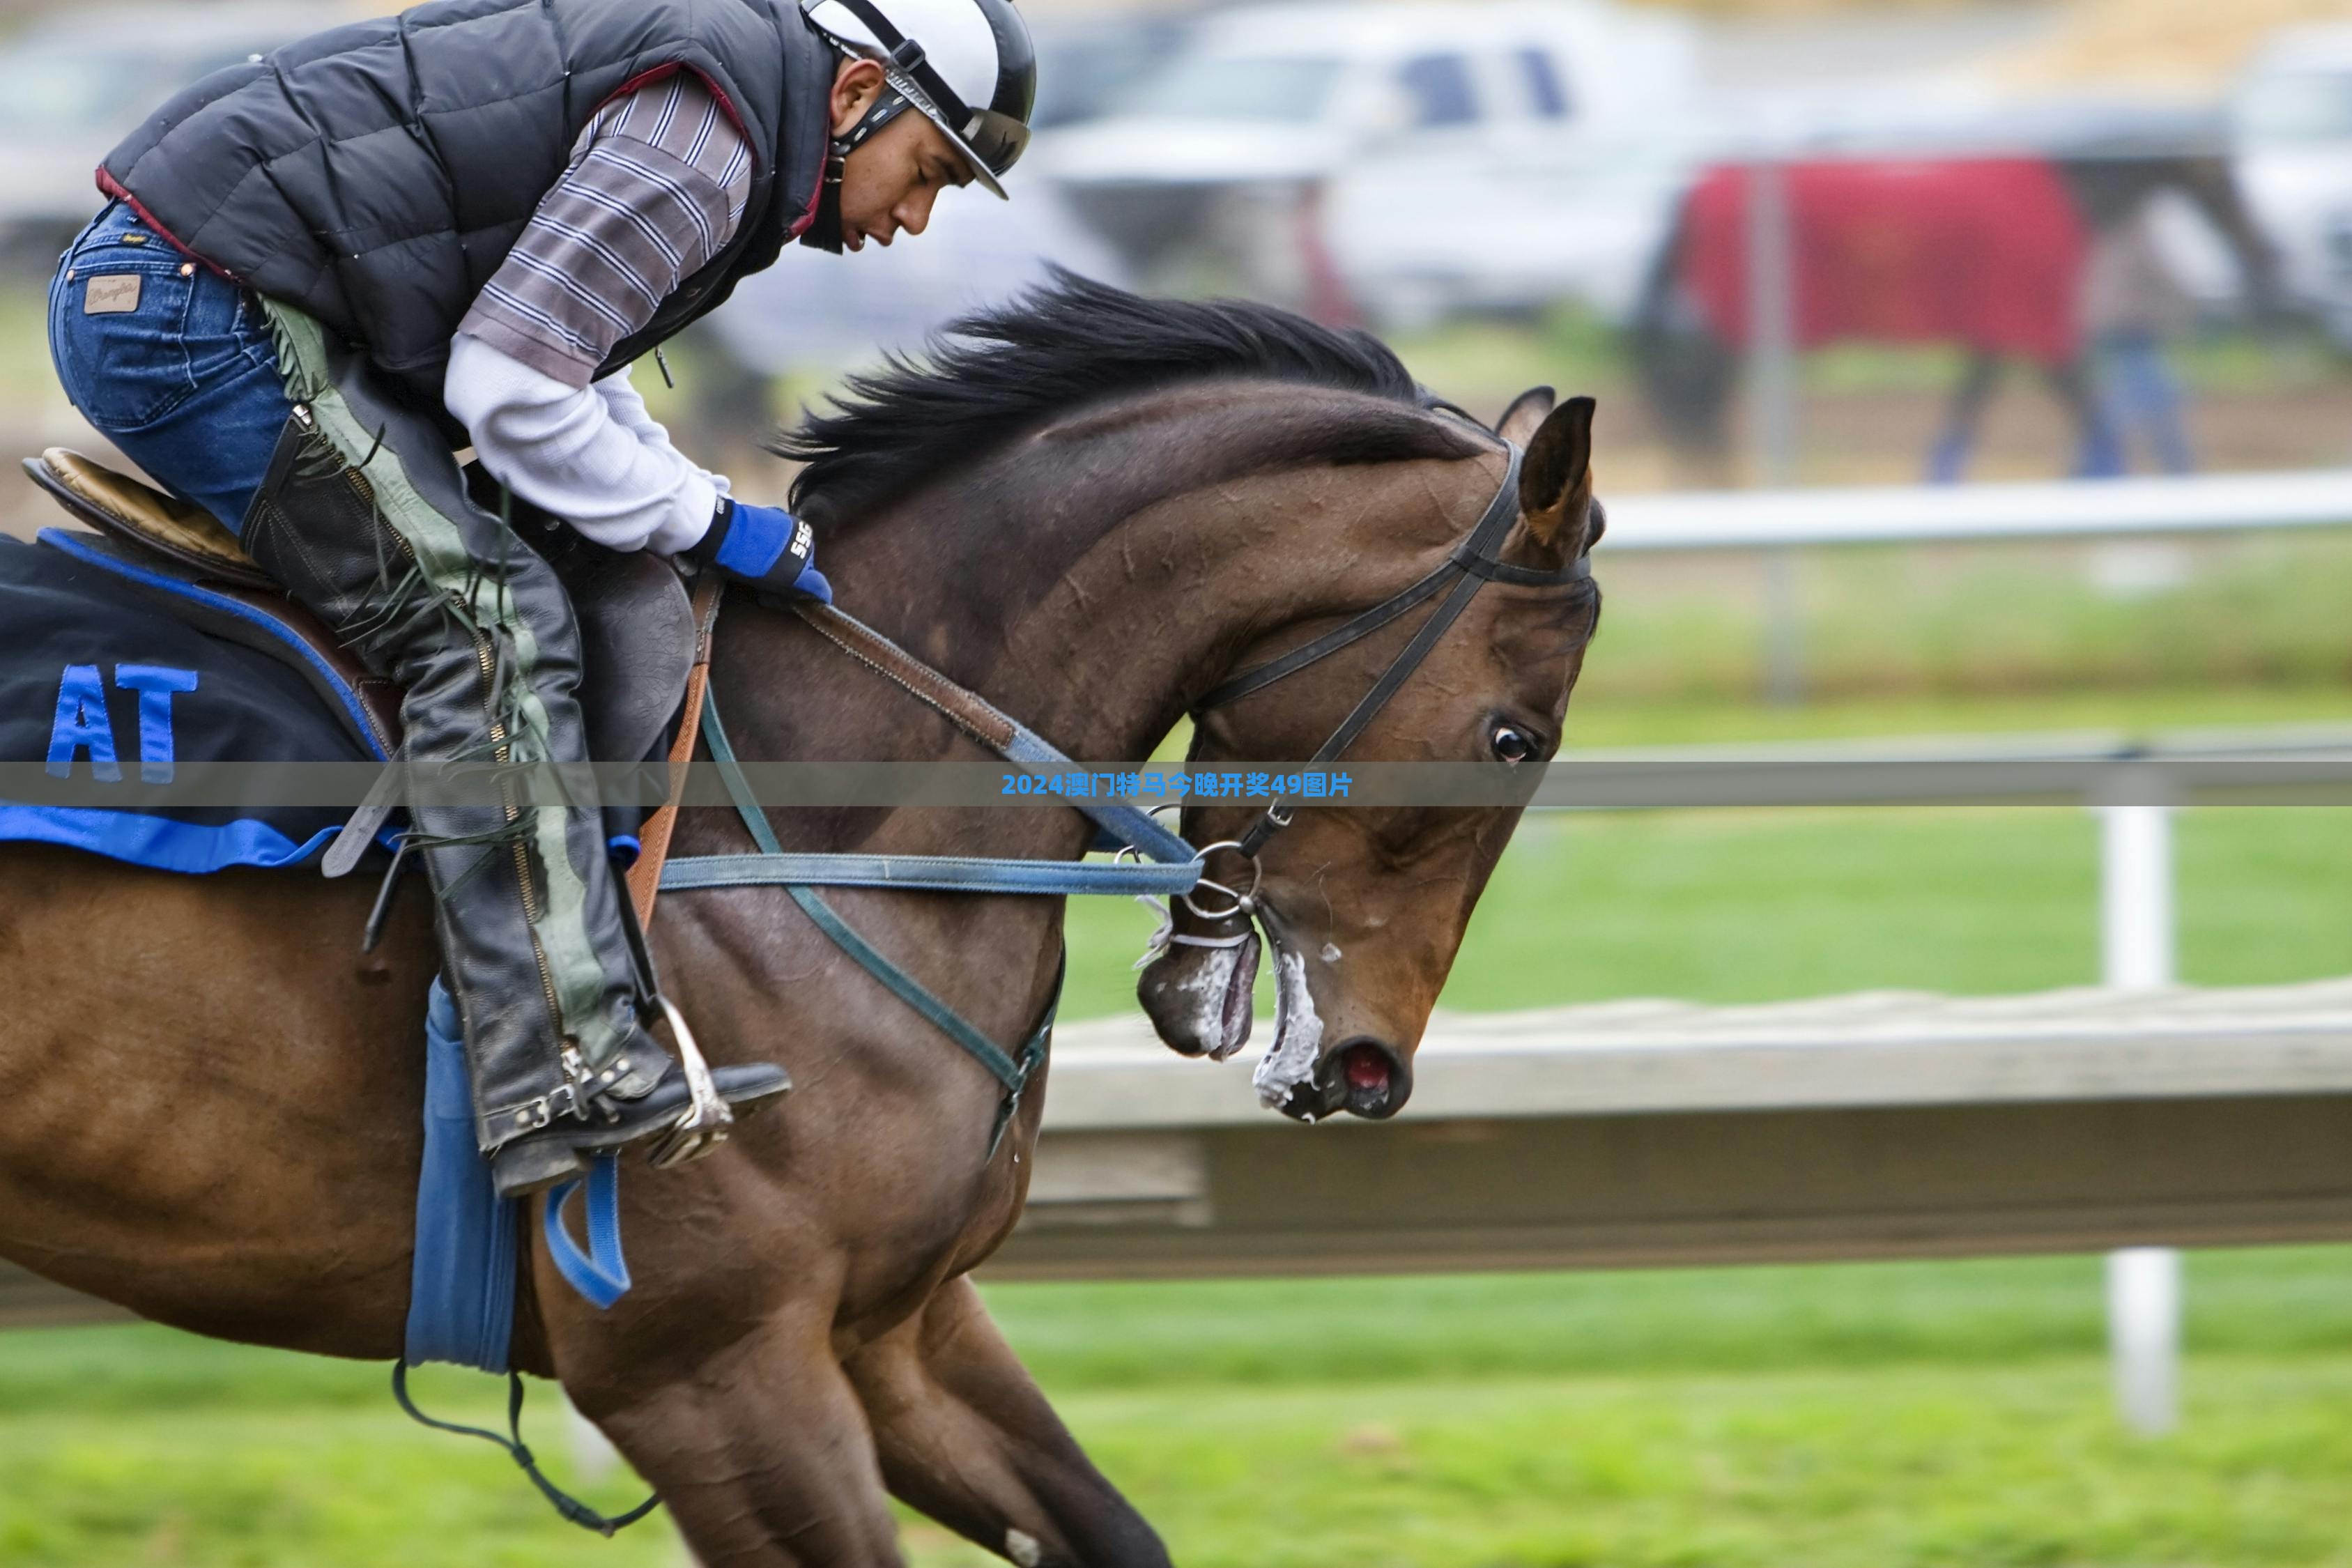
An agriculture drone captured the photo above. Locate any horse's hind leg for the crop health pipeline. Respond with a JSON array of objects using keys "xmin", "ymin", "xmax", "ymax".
[{"xmin": 847, "ymin": 1276, "xmax": 1172, "ymax": 1568}]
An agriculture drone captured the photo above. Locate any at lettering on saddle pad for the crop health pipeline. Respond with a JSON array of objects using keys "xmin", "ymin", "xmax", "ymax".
[{"xmin": 0, "ymin": 535, "xmax": 379, "ymax": 870}]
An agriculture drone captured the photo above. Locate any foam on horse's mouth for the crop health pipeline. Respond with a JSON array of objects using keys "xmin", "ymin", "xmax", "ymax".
[
  {"xmin": 1175, "ymin": 937, "xmax": 1255, "ymax": 1061},
  {"xmin": 1252, "ymin": 937, "xmax": 1323, "ymax": 1110}
]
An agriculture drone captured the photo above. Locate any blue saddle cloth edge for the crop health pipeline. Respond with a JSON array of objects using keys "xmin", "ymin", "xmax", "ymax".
[
  {"xmin": 406, "ymin": 979, "xmax": 518, "ymax": 1373},
  {"xmin": 0, "ymin": 803, "xmax": 340, "ymax": 874}
]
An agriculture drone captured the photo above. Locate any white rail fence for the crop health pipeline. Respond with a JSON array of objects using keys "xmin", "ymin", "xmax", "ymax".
[
  {"xmin": 1592, "ymin": 466, "xmax": 2352, "ymax": 1434},
  {"xmin": 1536, "ymin": 722, "xmax": 2352, "ymax": 1437},
  {"xmin": 1602, "ymin": 466, "xmax": 2352, "ymax": 707}
]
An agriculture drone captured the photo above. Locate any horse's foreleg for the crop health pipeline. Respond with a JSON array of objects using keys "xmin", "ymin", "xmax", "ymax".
[
  {"xmin": 569, "ymin": 1313, "xmax": 907, "ymax": 1567},
  {"xmin": 847, "ymin": 1276, "xmax": 1171, "ymax": 1568}
]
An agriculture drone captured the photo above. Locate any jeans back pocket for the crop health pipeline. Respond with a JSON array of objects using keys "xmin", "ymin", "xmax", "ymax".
[{"xmin": 49, "ymin": 248, "xmax": 200, "ymax": 434}]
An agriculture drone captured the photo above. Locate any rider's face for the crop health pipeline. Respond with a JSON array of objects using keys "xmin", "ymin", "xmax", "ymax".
[{"xmin": 828, "ymin": 59, "xmax": 974, "ymax": 253}]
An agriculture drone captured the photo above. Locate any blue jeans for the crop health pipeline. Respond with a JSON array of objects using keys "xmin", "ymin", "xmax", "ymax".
[
  {"xmin": 47, "ymin": 202, "xmax": 293, "ymax": 533},
  {"xmin": 2096, "ymin": 330, "xmax": 2195, "ymax": 476}
]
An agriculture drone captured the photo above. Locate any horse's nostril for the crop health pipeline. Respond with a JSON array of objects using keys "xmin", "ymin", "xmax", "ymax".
[{"xmin": 1331, "ymin": 1040, "xmax": 1410, "ymax": 1120}]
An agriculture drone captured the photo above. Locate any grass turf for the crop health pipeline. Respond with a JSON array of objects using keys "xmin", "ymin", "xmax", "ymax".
[{"xmin": 11, "ymin": 1248, "xmax": 2352, "ymax": 1566}]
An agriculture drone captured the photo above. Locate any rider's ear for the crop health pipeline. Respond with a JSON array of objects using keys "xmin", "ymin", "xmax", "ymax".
[
  {"xmin": 830, "ymin": 59, "xmax": 889, "ymax": 136},
  {"xmin": 1519, "ymin": 395, "xmax": 1595, "ymax": 549},
  {"xmin": 1496, "ymin": 385, "xmax": 1555, "ymax": 446}
]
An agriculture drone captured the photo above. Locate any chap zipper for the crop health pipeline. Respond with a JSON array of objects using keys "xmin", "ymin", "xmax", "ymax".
[{"xmin": 303, "ymin": 402, "xmax": 571, "ymax": 1056}]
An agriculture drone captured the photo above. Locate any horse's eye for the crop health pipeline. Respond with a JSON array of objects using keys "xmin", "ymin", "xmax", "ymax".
[{"xmin": 1491, "ymin": 723, "xmax": 1535, "ymax": 764}]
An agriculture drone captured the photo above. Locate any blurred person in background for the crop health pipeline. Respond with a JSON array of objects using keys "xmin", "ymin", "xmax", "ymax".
[
  {"xmin": 2082, "ymin": 196, "xmax": 2198, "ymax": 475},
  {"xmin": 45, "ymin": 0, "xmax": 1036, "ymax": 1198}
]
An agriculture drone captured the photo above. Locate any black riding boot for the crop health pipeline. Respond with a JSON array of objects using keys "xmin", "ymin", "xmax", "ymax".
[{"xmin": 243, "ymin": 304, "xmax": 786, "ymax": 1199}]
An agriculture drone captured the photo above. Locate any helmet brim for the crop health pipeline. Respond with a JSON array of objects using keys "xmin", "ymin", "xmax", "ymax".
[{"xmin": 887, "ymin": 68, "xmax": 1018, "ymax": 199}]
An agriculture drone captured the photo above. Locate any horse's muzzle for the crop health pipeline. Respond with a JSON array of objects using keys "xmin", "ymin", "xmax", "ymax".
[{"xmin": 1277, "ymin": 1037, "xmax": 1412, "ymax": 1122}]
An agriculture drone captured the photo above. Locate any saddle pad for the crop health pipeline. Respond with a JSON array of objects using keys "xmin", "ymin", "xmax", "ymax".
[{"xmin": 0, "ymin": 534, "xmax": 377, "ymax": 873}]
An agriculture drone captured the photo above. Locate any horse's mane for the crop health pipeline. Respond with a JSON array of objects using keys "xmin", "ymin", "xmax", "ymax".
[{"xmin": 778, "ymin": 269, "xmax": 1483, "ymax": 528}]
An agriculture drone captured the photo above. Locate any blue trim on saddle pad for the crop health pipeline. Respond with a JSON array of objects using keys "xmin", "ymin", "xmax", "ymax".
[
  {"xmin": 0, "ymin": 803, "xmax": 339, "ymax": 873},
  {"xmin": 0, "ymin": 530, "xmax": 394, "ymax": 874}
]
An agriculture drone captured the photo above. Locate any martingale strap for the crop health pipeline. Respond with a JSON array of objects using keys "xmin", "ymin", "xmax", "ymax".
[
  {"xmin": 392, "ymin": 1362, "xmax": 661, "ymax": 1538},
  {"xmin": 665, "ymin": 679, "xmax": 1073, "ymax": 1152}
]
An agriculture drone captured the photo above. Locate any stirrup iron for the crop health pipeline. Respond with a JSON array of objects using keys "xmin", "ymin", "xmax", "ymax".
[{"xmin": 646, "ymin": 994, "xmax": 732, "ymax": 1168}]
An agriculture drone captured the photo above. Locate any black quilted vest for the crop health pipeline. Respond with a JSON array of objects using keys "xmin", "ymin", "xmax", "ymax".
[{"xmin": 102, "ymin": 0, "xmax": 836, "ymax": 406}]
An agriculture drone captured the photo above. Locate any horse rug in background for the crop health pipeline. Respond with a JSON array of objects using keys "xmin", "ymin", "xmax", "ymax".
[{"xmin": 1679, "ymin": 157, "xmax": 2091, "ymax": 366}]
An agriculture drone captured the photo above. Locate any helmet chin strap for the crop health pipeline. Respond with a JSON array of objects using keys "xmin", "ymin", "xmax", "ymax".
[
  {"xmin": 799, "ymin": 144, "xmax": 849, "ymax": 254},
  {"xmin": 799, "ymin": 68, "xmax": 915, "ymax": 255}
]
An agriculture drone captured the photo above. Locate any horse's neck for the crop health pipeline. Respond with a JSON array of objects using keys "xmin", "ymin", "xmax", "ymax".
[{"xmin": 693, "ymin": 399, "xmax": 1484, "ymax": 860}]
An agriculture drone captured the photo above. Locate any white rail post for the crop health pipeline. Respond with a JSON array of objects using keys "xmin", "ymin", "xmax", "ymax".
[
  {"xmin": 2108, "ymin": 1246, "xmax": 2181, "ymax": 1437},
  {"xmin": 1744, "ymin": 153, "xmax": 1804, "ymax": 707},
  {"xmin": 2099, "ymin": 764, "xmax": 2178, "ymax": 1435}
]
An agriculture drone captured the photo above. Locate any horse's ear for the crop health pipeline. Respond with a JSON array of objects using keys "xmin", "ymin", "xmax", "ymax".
[
  {"xmin": 1519, "ymin": 395, "xmax": 1596, "ymax": 548},
  {"xmin": 1497, "ymin": 385, "xmax": 1555, "ymax": 445}
]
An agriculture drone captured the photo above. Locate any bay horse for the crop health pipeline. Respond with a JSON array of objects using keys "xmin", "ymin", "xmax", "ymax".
[
  {"xmin": 1631, "ymin": 152, "xmax": 2280, "ymax": 483},
  {"xmin": 0, "ymin": 277, "xmax": 1604, "ymax": 1566}
]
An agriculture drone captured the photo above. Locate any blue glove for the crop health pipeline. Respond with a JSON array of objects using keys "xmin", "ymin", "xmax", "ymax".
[{"xmin": 690, "ymin": 499, "xmax": 831, "ymax": 604}]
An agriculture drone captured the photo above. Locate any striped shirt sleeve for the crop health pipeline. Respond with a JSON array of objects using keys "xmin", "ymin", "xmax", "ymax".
[{"xmin": 458, "ymin": 73, "xmax": 755, "ymax": 388}]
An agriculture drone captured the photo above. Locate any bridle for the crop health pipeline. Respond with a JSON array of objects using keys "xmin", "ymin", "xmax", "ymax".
[
  {"xmin": 1171, "ymin": 439, "xmax": 1594, "ymax": 916},
  {"xmin": 645, "ymin": 427, "xmax": 1599, "ymax": 1132}
]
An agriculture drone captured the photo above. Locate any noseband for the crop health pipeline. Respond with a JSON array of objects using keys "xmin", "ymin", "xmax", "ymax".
[{"xmin": 1190, "ymin": 440, "xmax": 1594, "ymax": 862}]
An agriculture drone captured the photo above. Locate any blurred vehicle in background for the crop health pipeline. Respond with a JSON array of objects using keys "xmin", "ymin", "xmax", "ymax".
[
  {"xmin": 1323, "ymin": 113, "xmax": 1707, "ymax": 329},
  {"xmin": 2233, "ymin": 24, "xmax": 2352, "ymax": 346},
  {"xmin": 0, "ymin": 2, "xmax": 325, "ymax": 261},
  {"xmin": 710, "ymin": 182, "xmax": 1129, "ymax": 375},
  {"xmin": 1030, "ymin": 12, "xmax": 1195, "ymax": 131},
  {"xmin": 1030, "ymin": 0, "xmax": 1699, "ymax": 321}
]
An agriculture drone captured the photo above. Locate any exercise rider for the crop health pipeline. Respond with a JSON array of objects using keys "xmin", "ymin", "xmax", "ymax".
[{"xmin": 48, "ymin": 0, "xmax": 1037, "ymax": 1197}]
